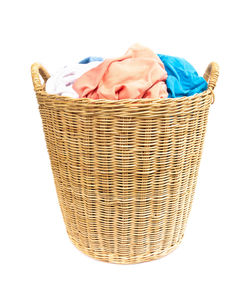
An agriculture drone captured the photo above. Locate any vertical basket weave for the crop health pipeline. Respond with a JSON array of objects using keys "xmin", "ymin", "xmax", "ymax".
[{"xmin": 31, "ymin": 62, "xmax": 219, "ymax": 264}]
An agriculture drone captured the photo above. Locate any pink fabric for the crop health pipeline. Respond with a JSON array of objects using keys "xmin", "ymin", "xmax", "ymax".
[{"xmin": 73, "ymin": 44, "xmax": 168, "ymax": 100}]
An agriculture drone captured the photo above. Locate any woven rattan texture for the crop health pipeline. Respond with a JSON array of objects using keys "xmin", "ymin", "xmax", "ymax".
[{"xmin": 32, "ymin": 62, "xmax": 219, "ymax": 264}]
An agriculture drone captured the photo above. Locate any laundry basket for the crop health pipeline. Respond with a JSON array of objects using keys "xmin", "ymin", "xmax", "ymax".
[{"xmin": 31, "ymin": 62, "xmax": 219, "ymax": 264}]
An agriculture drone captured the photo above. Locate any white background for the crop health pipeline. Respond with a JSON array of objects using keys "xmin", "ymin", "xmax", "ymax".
[{"xmin": 1, "ymin": 0, "xmax": 249, "ymax": 282}]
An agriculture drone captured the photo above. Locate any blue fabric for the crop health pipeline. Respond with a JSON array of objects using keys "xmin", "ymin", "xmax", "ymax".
[
  {"xmin": 79, "ymin": 56, "xmax": 103, "ymax": 64},
  {"xmin": 157, "ymin": 54, "xmax": 208, "ymax": 98}
]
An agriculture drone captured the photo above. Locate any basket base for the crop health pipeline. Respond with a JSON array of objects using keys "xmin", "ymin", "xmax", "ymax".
[{"xmin": 68, "ymin": 234, "xmax": 182, "ymax": 264}]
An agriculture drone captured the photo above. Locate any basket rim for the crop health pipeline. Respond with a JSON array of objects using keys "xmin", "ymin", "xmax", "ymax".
[{"xmin": 36, "ymin": 88, "xmax": 212, "ymax": 104}]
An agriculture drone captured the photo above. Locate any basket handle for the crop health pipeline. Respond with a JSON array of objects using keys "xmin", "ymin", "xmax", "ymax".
[
  {"xmin": 31, "ymin": 63, "xmax": 50, "ymax": 92},
  {"xmin": 203, "ymin": 62, "xmax": 219, "ymax": 91}
]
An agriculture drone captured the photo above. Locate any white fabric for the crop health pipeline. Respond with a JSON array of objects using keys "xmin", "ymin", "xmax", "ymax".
[{"xmin": 46, "ymin": 62, "xmax": 102, "ymax": 98}]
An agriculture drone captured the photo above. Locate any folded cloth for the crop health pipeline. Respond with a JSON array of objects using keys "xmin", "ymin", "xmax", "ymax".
[
  {"xmin": 46, "ymin": 58, "xmax": 103, "ymax": 98},
  {"xmin": 73, "ymin": 44, "xmax": 168, "ymax": 100},
  {"xmin": 157, "ymin": 54, "xmax": 208, "ymax": 98}
]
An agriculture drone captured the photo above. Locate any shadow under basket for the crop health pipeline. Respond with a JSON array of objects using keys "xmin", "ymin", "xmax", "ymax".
[{"xmin": 31, "ymin": 62, "xmax": 219, "ymax": 264}]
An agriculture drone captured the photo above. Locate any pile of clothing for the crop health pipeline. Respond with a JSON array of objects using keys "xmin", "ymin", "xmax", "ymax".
[{"xmin": 46, "ymin": 44, "xmax": 207, "ymax": 100}]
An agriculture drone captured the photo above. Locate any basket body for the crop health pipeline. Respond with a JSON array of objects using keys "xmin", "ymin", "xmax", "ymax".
[{"xmin": 36, "ymin": 92, "xmax": 212, "ymax": 264}]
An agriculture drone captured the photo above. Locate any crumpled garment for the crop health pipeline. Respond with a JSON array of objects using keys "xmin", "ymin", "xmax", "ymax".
[
  {"xmin": 157, "ymin": 54, "xmax": 208, "ymax": 98},
  {"xmin": 79, "ymin": 56, "xmax": 103, "ymax": 64},
  {"xmin": 73, "ymin": 44, "xmax": 168, "ymax": 100},
  {"xmin": 46, "ymin": 58, "xmax": 103, "ymax": 98}
]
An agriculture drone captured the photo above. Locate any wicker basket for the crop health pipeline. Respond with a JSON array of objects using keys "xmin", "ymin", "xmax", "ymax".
[{"xmin": 31, "ymin": 62, "xmax": 219, "ymax": 264}]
